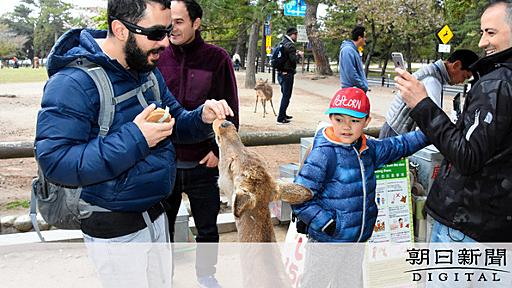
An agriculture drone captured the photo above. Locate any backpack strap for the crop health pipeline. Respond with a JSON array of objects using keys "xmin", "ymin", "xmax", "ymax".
[
  {"xmin": 66, "ymin": 58, "xmax": 115, "ymax": 137},
  {"xmin": 112, "ymin": 72, "xmax": 161, "ymax": 108},
  {"xmin": 147, "ymin": 72, "xmax": 161, "ymax": 104},
  {"xmin": 30, "ymin": 169, "xmax": 46, "ymax": 242}
]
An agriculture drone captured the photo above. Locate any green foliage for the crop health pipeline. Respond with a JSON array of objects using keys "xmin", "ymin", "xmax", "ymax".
[
  {"xmin": 321, "ymin": 0, "xmax": 443, "ymax": 69},
  {"xmin": 443, "ymin": 0, "xmax": 487, "ymax": 52},
  {"xmin": 33, "ymin": 0, "xmax": 74, "ymax": 57},
  {"xmin": 92, "ymin": 9, "xmax": 108, "ymax": 30},
  {"xmin": 5, "ymin": 200, "xmax": 30, "ymax": 210},
  {"xmin": 0, "ymin": 1, "xmax": 36, "ymax": 58},
  {"xmin": 0, "ymin": 24, "xmax": 29, "ymax": 58}
]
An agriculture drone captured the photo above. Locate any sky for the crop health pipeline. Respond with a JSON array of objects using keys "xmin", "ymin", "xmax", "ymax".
[{"xmin": 1, "ymin": 0, "xmax": 107, "ymax": 14}]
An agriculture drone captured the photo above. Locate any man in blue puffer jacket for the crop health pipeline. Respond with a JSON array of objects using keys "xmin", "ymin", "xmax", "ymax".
[
  {"xmin": 35, "ymin": 0, "xmax": 233, "ymax": 286},
  {"xmin": 292, "ymin": 87, "xmax": 428, "ymax": 287}
]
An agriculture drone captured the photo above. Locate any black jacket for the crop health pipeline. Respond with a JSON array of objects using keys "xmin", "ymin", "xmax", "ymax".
[
  {"xmin": 280, "ymin": 36, "xmax": 298, "ymax": 73},
  {"xmin": 410, "ymin": 47, "xmax": 512, "ymax": 242}
]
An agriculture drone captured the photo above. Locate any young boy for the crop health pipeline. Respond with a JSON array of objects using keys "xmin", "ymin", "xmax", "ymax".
[
  {"xmin": 293, "ymin": 87, "xmax": 428, "ymax": 287},
  {"xmin": 292, "ymin": 87, "xmax": 428, "ymax": 243}
]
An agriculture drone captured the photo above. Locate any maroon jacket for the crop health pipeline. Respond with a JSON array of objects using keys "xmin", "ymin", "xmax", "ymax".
[{"xmin": 158, "ymin": 31, "xmax": 239, "ymax": 162}]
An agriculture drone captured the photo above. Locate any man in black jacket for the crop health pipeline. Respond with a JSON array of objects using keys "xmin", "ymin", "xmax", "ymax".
[
  {"xmin": 276, "ymin": 27, "xmax": 303, "ymax": 124},
  {"xmin": 395, "ymin": 0, "xmax": 512, "ymax": 242}
]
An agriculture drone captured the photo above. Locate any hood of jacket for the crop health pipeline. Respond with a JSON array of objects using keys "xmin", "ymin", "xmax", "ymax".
[
  {"xmin": 46, "ymin": 28, "xmax": 124, "ymax": 78},
  {"xmin": 341, "ymin": 39, "xmax": 358, "ymax": 53}
]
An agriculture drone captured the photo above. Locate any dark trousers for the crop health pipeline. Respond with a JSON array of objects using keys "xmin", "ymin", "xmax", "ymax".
[
  {"xmin": 164, "ymin": 164, "xmax": 220, "ymax": 277},
  {"xmin": 277, "ymin": 72, "xmax": 295, "ymax": 121}
]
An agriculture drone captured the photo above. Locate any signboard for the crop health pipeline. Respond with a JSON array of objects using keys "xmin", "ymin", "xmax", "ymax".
[
  {"xmin": 436, "ymin": 24, "xmax": 453, "ymax": 44},
  {"xmin": 438, "ymin": 44, "xmax": 451, "ymax": 53},
  {"xmin": 284, "ymin": 0, "xmax": 306, "ymax": 17},
  {"xmin": 266, "ymin": 35, "xmax": 272, "ymax": 55},
  {"xmin": 296, "ymin": 25, "xmax": 308, "ymax": 43},
  {"xmin": 369, "ymin": 158, "xmax": 414, "ymax": 244}
]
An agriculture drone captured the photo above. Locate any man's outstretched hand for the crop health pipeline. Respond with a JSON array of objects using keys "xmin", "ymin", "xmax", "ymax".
[{"xmin": 201, "ymin": 99, "xmax": 234, "ymax": 124}]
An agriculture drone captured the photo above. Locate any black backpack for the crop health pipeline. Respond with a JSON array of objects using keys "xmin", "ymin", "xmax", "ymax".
[{"xmin": 271, "ymin": 43, "xmax": 287, "ymax": 70}]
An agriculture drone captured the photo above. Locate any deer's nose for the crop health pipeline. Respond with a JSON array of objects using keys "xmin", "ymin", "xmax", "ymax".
[{"xmin": 220, "ymin": 120, "xmax": 233, "ymax": 128}]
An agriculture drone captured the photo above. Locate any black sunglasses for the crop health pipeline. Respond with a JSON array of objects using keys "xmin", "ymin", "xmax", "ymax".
[{"xmin": 110, "ymin": 16, "xmax": 172, "ymax": 41}]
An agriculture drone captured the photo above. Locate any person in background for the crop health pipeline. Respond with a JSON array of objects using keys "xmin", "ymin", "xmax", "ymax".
[
  {"xmin": 380, "ymin": 49, "xmax": 478, "ymax": 138},
  {"xmin": 276, "ymin": 27, "xmax": 304, "ymax": 124},
  {"xmin": 339, "ymin": 25, "xmax": 368, "ymax": 92},
  {"xmin": 157, "ymin": 0, "xmax": 239, "ymax": 287}
]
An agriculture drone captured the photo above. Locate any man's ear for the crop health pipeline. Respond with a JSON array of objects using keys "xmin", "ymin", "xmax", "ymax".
[
  {"xmin": 453, "ymin": 60, "xmax": 463, "ymax": 71},
  {"xmin": 111, "ymin": 20, "xmax": 128, "ymax": 41},
  {"xmin": 192, "ymin": 17, "xmax": 201, "ymax": 31}
]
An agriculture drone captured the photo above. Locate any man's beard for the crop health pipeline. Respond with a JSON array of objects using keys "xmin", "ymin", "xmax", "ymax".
[{"xmin": 124, "ymin": 33, "xmax": 164, "ymax": 73}]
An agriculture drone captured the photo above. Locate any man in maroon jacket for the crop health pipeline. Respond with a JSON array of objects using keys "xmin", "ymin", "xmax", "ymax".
[{"xmin": 157, "ymin": 1, "xmax": 239, "ymax": 287}]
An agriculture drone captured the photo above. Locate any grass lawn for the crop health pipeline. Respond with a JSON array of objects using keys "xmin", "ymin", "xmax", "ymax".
[{"xmin": 0, "ymin": 67, "xmax": 48, "ymax": 84}]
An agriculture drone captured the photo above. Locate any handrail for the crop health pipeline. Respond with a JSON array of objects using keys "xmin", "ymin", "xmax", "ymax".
[{"xmin": 0, "ymin": 126, "xmax": 382, "ymax": 159}]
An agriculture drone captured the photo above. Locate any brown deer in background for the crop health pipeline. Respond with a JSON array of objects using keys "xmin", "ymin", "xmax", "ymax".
[{"xmin": 254, "ymin": 79, "xmax": 277, "ymax": 118}]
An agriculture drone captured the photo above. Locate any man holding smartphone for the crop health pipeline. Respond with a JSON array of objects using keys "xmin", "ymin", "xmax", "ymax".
[
  {"xmin": 394, "ymin": 1, "xmax": 512, "ymax": 243},
  {"xmin": 380, "ymin": 49, "xmax": 478, "ymax": 138}
]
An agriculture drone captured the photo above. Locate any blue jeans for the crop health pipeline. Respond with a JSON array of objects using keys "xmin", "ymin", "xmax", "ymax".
[
  {"xmin": 277, "ymin": 72, "xmax": 295, "ymax": 121},
  {"xmin": 164, "ymin": 164, "xmax": 220, "ymax": 277},
  {"xmin": 430, "ymin": 220, "xmax": 477, "ymax": 243}
]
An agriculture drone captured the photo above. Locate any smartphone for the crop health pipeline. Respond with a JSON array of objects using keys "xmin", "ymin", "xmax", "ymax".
[{"xmin": 391, "ymin": 52, "xmax": 405, "ymax": 69}]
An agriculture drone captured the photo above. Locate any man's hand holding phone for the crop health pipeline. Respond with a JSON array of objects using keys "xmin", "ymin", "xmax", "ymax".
[{"xmin": 391, "ymin": 52, "xmax": 405, "ymax": 69}]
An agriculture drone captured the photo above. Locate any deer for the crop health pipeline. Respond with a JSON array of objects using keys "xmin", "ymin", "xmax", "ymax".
[
  {"xmin": 254, "ymin": 79, "xmax": 277, "ymax": 118},
  {"xmin": 212, "ymin": 119, "xmax": 313, "ymax": 288}
]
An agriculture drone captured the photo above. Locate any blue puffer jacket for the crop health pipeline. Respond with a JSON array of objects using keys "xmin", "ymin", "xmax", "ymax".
[
  {"xmin": 292, "ymin": 127, "xmax": 428, "ymax": 242},
  {"xmin": 35, "ymin": 29, "xmax": 212, "ymax": 212}
]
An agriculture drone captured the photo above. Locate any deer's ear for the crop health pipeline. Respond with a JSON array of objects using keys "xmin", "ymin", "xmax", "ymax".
[{"xmin": 275, "ymin": 182, "xmax": 313, "ymax": 204}]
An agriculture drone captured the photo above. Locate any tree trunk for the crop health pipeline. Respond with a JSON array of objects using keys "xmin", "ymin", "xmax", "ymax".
[
  {"xmin": 406, "ymin": 37, "xmax": 413, "ymax": 73},
  {"xmin": 245, "ymin": 20, "xmax": 260, "ymax": 89},
  {"xmin": 380, "ymin": 42, "xmax": 393, "ymax": 76},
  {"xmin": 235, "ymin": 22, "xmax": 249, "ymax": 69},
  {"xmin": 364, "ymin": 21, "xmax": 378, "ymax": 77},
  {"xmin": 304, "ymin": 0, "xmax": 332, "ymax": 76}
]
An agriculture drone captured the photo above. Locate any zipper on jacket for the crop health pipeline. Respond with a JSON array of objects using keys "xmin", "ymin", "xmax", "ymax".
[{"xmin": 354, "ymin": 147, "xmax": 367, "ymax": 242}]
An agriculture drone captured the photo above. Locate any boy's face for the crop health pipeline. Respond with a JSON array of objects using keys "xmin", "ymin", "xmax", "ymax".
[{"xmin": 330, "ymin": 114, "xmax": 371, "ymax": 144}]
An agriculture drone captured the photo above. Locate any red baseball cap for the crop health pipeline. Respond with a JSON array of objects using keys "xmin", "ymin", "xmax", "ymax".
[{"xmin": 325, "ymin": 87, "xmax": 370, "ymax": 118}]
